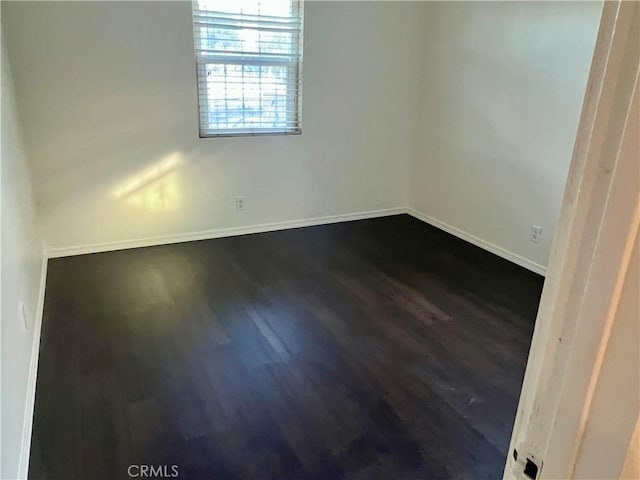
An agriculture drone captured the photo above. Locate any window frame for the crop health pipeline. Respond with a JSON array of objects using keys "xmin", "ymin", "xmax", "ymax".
[{"xmin": 192, "ymin": 0, "xmax": 304, "ymax": 138}]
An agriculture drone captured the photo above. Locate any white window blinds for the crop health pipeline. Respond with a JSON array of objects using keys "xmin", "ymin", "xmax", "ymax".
[{"xmin": 192, "ymin": 0, "xmax": 303, "ymax": 137}]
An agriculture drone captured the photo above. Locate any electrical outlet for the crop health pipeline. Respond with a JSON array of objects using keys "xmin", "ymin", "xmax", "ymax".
[
  {"xmin": 235, "ymin": 196, "xmax": 245, "ymax": 211},
  {"xmin": 530, "ymin": 225, "xmax": 543, "ymax": 243}
]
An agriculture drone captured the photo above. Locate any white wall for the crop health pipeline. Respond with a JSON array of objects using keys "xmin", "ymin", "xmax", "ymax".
[
  {"xmin": 1, "ymin": 1, "xmax": 424, "ymax": 254},
  {"xmin": 2, "ymin": 1, "xmax": 603, "ymax": 271},
  {"xmin": 0, "ymin": 35, "xmax": 45, "ymax": 479},
  {"xmin": 411, "ymin": 1, "xmax": 602, "ymax": 270}
]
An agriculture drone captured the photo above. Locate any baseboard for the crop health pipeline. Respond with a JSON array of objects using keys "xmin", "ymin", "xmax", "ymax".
[
  {"xmin": 406, "ymin": 208, "xmax": 547, "ymax": 276},
  {"xmin": 18, "ymin": 254, "xmax": 48, "ymax": 480},
  {"xmin": 45, "ymin": 208, "xmax": 406, "ymax": 258},
  {"xmin": 45, "ymin": 207, "xmax": 547, "ymax": 276}
]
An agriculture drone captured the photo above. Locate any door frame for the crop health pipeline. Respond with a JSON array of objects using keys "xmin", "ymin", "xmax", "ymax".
[{"xmin": 504, "ymin": 1, "xmax": 640, "ymax": 478}]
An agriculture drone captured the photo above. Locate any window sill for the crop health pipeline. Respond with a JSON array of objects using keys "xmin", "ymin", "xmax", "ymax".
[{"xmin": 199, "ymin": 129, "xmax": 302, "ymax": 139}]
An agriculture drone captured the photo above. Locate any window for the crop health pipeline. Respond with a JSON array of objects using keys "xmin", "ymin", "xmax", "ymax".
[{"xmin": 192, "ymin": 0, "xmax": 303, "ymax": 137}]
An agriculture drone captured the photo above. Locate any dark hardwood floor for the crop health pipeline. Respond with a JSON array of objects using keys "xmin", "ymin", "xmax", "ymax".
[{"xmin": 29, "ymin": 214, "xmax": 543, "ymax": 480}]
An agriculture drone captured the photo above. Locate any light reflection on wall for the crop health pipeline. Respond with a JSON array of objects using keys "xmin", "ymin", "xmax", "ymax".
[{"xmin": 112, "ymin": 153, "xmax": 183, "ymax": 211}]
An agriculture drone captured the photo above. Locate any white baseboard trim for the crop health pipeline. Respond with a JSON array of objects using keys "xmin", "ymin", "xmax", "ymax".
[
  {"xmin": 45, "ymin": 208, "xmax": 406, "ymax": 258},
  {"xmin": 406, "ymin": 207, "xmax": 547, "ymax": 276},
  {"xmin": 18, "ymin": 254, "xmax": 48, "ymax": 480},
  {"xmin": 45, "ymin": 207, "xmax": 547, "ymax": 277}
]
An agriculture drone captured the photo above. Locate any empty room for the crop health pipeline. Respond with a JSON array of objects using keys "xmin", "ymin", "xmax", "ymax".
[{"xmin": 2, "ymin": 1, "xmax": 639, "ymax": 479}]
